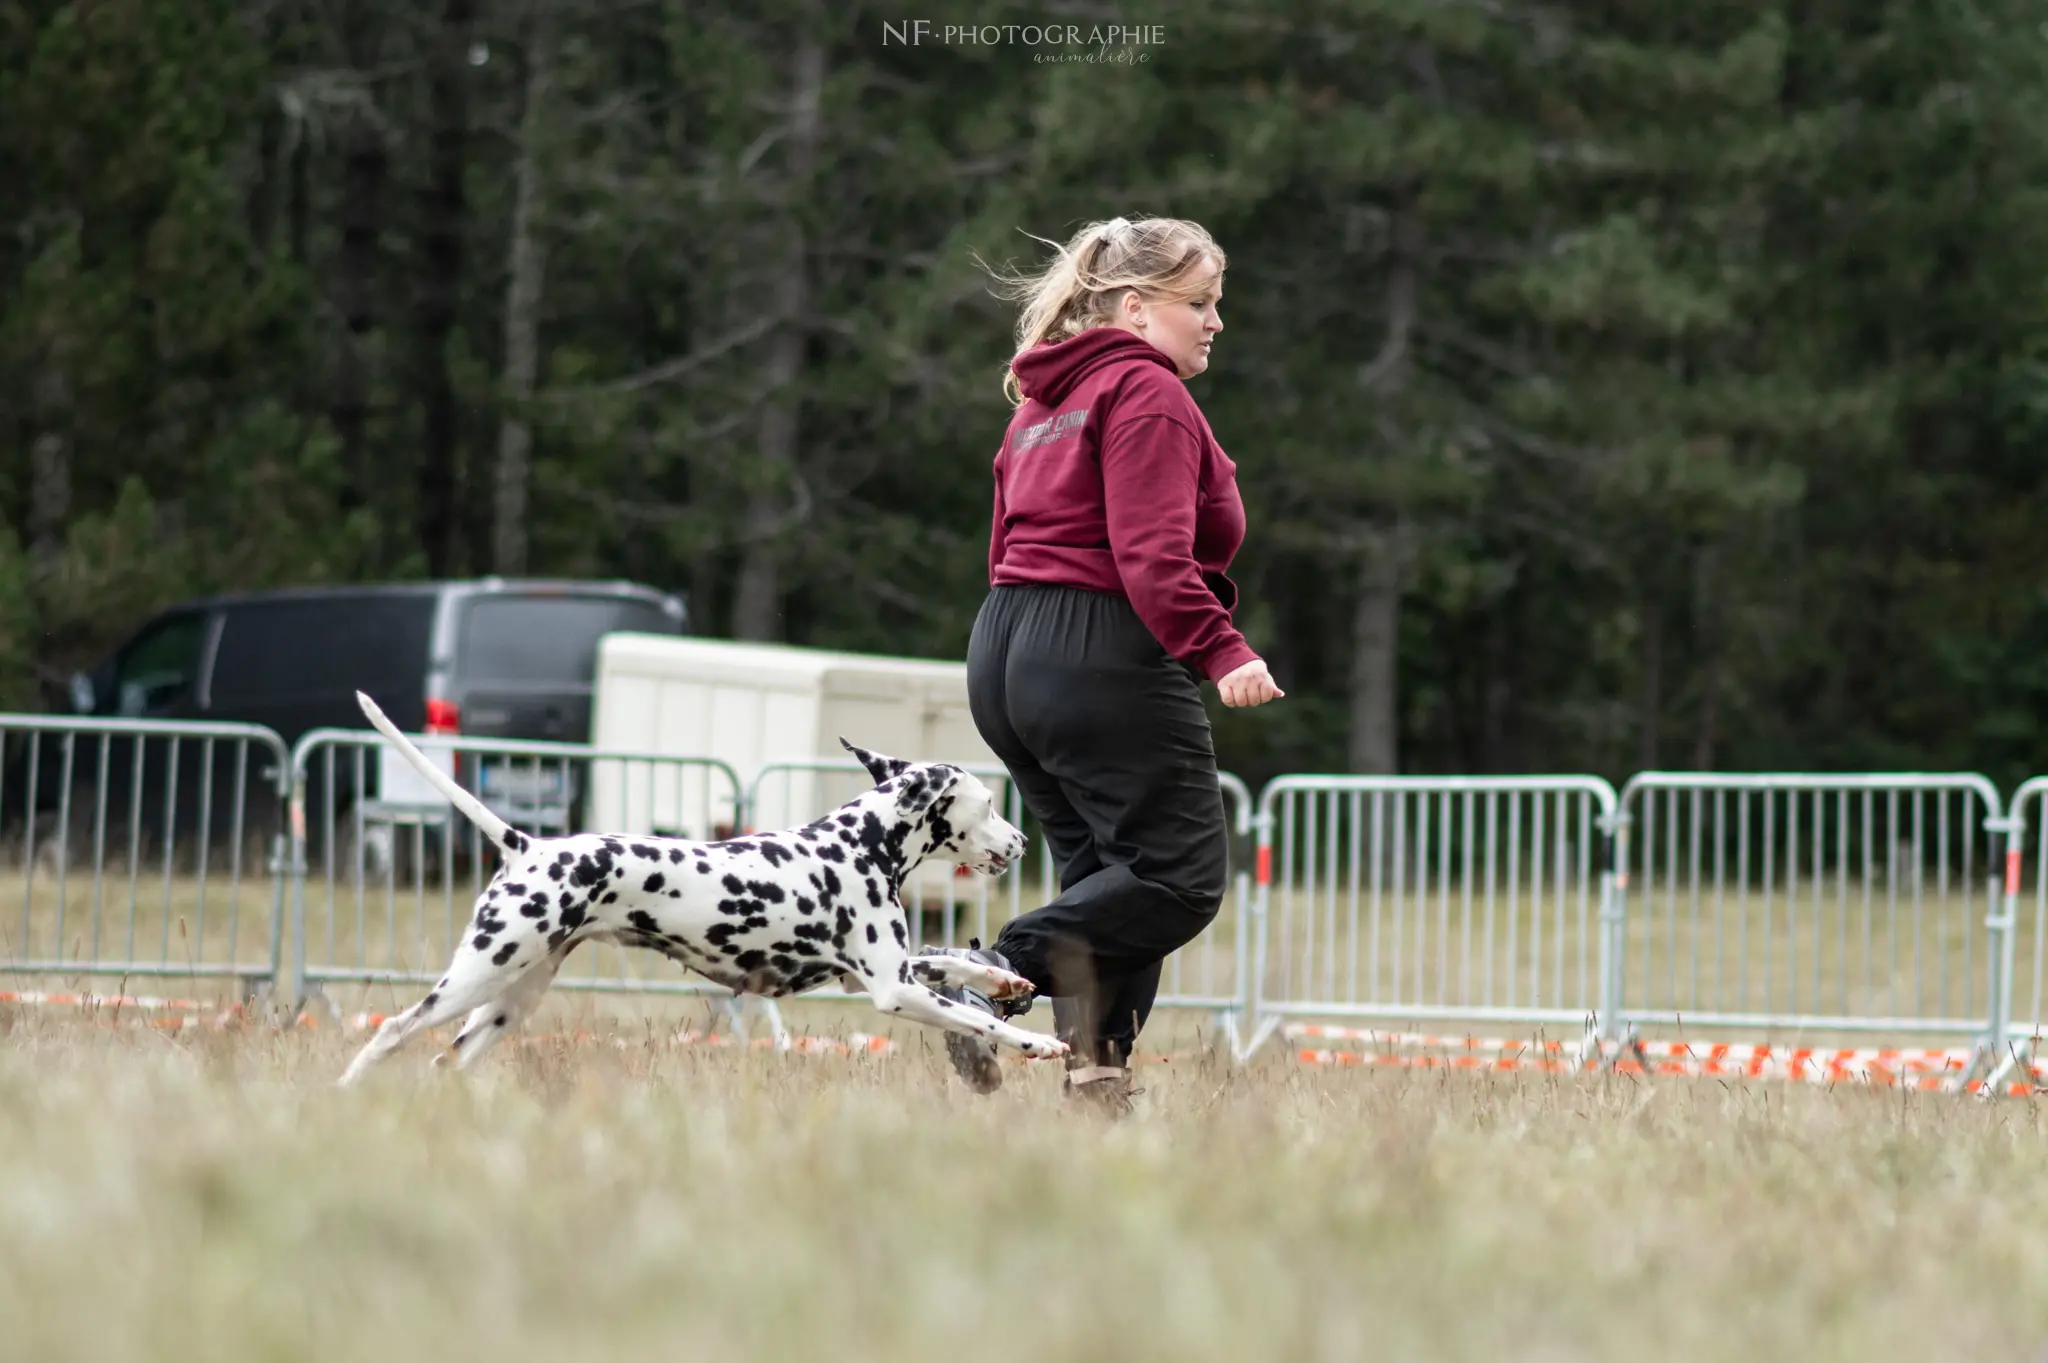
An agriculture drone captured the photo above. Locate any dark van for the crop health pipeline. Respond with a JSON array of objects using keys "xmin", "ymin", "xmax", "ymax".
[{"xmin": 6, "ymin": 578, "xmax": 688, "ymax": 865}]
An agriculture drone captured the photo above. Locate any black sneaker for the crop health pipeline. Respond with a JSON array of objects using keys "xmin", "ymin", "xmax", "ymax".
[{"xmin": 916, "ymin": 940, "xmax": 1029, "ymax": 1095}]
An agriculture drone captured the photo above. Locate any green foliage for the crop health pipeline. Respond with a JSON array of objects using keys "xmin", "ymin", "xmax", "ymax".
[{"xmin": 4, "ymin": 0, "xmax": 2048, "ymax": 784}]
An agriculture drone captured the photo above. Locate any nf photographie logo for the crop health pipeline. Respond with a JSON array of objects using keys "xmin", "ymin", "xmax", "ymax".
[{"xmin": 881, "ymin": 20, "xmax": 1165, "ymax": 63}]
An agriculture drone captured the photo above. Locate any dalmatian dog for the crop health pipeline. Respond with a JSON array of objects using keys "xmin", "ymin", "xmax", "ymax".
[{"xmin": 336, "ymin": 691, "xmax": 1069, "ymax": 1085}]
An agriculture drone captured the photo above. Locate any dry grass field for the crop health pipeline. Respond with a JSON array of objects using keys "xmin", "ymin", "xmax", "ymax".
[{"xmin": 0, "ymin": 1004, "xmax": 2046, "ymax": 1363}]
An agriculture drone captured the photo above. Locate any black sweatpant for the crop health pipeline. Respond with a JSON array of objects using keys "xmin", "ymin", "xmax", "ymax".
[{"xmin": 967, "ymin": 584, "xmax": 1229, "ymax": 1067}]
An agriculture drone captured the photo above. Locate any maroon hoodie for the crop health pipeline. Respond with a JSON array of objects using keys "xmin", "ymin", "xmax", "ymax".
[{"xmin": 989, "ymin": 327, "xmax": 1260, "ymax": 682}]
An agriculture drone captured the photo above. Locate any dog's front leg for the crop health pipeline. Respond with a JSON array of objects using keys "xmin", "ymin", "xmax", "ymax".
[
  {"xmin": 860, "ymin": 964, "xmax": 1068, "ymax": 1061},
  {"xmin": 905, "ymin": 954, "xmax": 1037, "ymax": 1006}
]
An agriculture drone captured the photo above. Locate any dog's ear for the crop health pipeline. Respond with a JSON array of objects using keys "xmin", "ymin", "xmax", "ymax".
[
  {"xmin": 895, "ymin": 764, "xmax": 960, "ymax": 816},
  {"xmin": 840, "ymin": 737, "xmax": 911, "ymax": 786}
]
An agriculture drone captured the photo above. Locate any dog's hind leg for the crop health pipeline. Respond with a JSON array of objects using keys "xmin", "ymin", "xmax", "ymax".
[
  {"xmin": 338, "ymin": 967, "xmax": 506, "ymax": 1086},
  {"xmin": 442, "ymin": 953, "xmax": 567, "ymax": 1072},
  {"xmin": 337, "ymin": 932, "xmax": 540, "ymax": 1085}
]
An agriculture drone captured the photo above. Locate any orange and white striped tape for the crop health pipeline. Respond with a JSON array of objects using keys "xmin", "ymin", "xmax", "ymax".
[
  {"xmin": 1295, "ymin": 1044, "xmax": 2045, "ymax": 1095},
  {"xmin": 0, "ymin": 989, "xmax": 215, "ymax": 1012},
  {"xmin": 332, "ymin": 1012, "xmax": 898, "ymax": 1056},
  {"xmin": 1283, "ymin": 1024, "xmax": 1578, "ymax": 1054},
  {"xmin": 0, "ymin": 989, "xmax": 246, "ymax": 1030},
  {"xmin": 1281, "ymin": 1023, "xmax": 1976, "ymax": 1073}
]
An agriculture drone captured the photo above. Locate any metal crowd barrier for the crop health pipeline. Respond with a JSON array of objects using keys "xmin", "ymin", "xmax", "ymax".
[
  {"xmin": 0, "ymin": 715, "xmax": 291, "ymax": 1000},
  {"xmin": 1609, "ymin": 773, "xmax": 2008, "ymax": 1073},
  {"xmin": 1985, "ymin": 777, "xmax": 2048, "ymax": 1088},
  {"xmin": 1239, "ymin": 775, "xmax": 1623, "ymax": 1059},
  {"xmin": 8, "ymin": 702, "xmax": 2044, "ymax": 1085},
  {"xmin": 285, "ymin": 727, "xmax": 746, "ymax": 1022}
]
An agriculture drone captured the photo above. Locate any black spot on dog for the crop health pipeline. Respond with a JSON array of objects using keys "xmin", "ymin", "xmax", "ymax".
[
  {"xmin": 891, "ymin": 920, "xmax": 907, "ymax": 947},
  {"xmin": 627, "ymin": 910, "xmax": 661, "ymax": 934},
  {"xmin": 866, "ymin": 922, "xmax": 879, "ymax": 944},
  {"xmin": 722, "ymin": 873, "xmax": 746, "ymax": 895},
  {"xmin": 816, "ymin": 844, "xmax": 847, "ymax": 865},
  {"xmin": 735, "ymin": 949, "xmax": 768, "ymax": 971},
  {"xmin": 630, "ymin": 842, "xmax": 659, "ymax": 860},
  {"xmin": 495, "ymin": 1012, "xmax": 508, "ymax": 1027},
  {"xmin": 758, "ymin": 842, "xmax": 795, "ymax": 869},
  {"xmin": 472, "ymin": 932, "xmax": 494, "ymax": 951},
  {"xmin": 668, "ymin": 847, "xmax": 686, "ymax": 864},
  {"xmin": 502, "ymin": 829, "xmax": 529, "ymax": 853},
  {"xmin": 521, "ymin": 897, "xmax": 548, "ymax": 919},
  {"xmin": 492, "ymin": 941, "xmax": 519, "ymax": 966},
  {"xmin": 644, "ymin": 872, "xmax": 666, "ymax": 893},
  {"xmin": 421, "ymin": 990, "xmax": 440, "ymax": 1008},
  {"xmin": 793, "ymin": 921, "xmax": 830, "ymax": 942},
  {"xmin": 600, "ymin": 891, "xmax": 619, "ymax": 905},
  {"xmin": 571, "ymin": 857, "xmax": 604, "ymax": 888},
  {"xmin": 745, "ymin": 879, "xmax": 785, "ymax": 903},
  {"xmin": 560, "ymin": 903, "xmax": 587, "ymax": 930},
  {"xmin": 548, "ymin": 863, "xmax": 565, "ymax": 881}
]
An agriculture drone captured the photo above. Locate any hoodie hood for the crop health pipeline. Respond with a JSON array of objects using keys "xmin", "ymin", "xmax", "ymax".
[{"xmin": 1010, "ymin": 327, "xmax": 1176, "ymax": 407}]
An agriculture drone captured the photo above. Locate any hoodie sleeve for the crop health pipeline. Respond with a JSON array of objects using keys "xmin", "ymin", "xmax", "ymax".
[{"xmin": 1100, "ymin": 411, "xmax": 1260, "ymax": 682}]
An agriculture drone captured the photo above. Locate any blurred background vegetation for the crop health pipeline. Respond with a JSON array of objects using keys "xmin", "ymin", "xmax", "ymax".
[{"xmin": 5, "ymin": 0, "xmax": 2048, "ymax": 792}]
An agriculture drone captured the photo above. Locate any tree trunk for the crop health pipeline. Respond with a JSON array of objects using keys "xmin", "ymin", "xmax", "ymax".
[
  {"xmin": 494, "ymin": 17, "xmax": 552, "ymax": 577},
  {"xmin": 1347, "ymin": 523, "xmax": 1409, "ymax": 775},
  {"xmin": 29, "ymin": 363, "xmax": 72, "ymax": 577},
  {"xmin": 415, "ymin": 0, "xmax": 478, "ymax": 577},
  {"xmin": 1346, "ymin": 182, "xmax": 1423, "ymax": 775},
  {"xmin": 1481, "ymin": 593, "xmax": 1516, "ymax": 773},
  {"xmin": 1638, "ymin": 587, "xmax": 1663, "ymax": 770},
  {"xmin": 1691, "ymin": 544, "xmax": 1722, "ymax": 769},
  {"xmin": 334, "ymin": 108, "xmax": 387, "ymax": 521},
  {"xmin": 730, "ymin": 32, "xmax": 824, "ymax": 642}
]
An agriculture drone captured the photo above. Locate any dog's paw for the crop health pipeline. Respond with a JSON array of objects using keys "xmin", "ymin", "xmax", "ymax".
[
  {"xmin": 1018, "ymin": 1034, "xmax": 1069, "ymax": 1060},
  {"xmin": 980, "ymin": 966, "xmax": 1037, "ymax": 1003}
]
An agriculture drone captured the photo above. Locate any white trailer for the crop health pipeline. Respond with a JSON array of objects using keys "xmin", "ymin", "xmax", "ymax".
[{"xmin": 587, "ymin": 634, "xmax": 1015, "ymax": 907}]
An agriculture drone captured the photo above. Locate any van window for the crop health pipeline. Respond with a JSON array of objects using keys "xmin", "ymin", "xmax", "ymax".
[
  {"xmin": 210, "ymin": 596, "xmax": 437, "ymax": 705},
  {"xmin": 113, "ymin": 613, "xmax": 207, "ymax": 715},
  {"xmin": 457, "ymin": 595, "xmax": 678, "ymax": 684}
]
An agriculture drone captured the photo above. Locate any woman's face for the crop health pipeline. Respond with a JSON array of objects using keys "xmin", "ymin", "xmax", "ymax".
[{"xmin": 1120, "ymin": 261, "xmax": 1223, "ymax": 380}]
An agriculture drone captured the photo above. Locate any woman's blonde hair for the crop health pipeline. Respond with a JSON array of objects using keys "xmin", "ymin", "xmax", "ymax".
[{"xmin": 984, "ymin": 216, "xmax": 1227, "ymax": 405}]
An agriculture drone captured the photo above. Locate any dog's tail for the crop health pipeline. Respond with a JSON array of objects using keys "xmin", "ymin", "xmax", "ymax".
[{"xmin": 355, "ymin": 691, "xmax": 528, "ymax": 856}]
